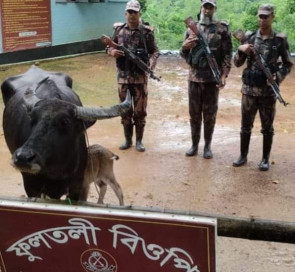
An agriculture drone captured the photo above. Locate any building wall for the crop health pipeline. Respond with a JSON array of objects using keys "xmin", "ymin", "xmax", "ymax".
[
  {"xmin": 0, "ymin": 0, "xmax": 128, "ymax": 54},
  {"xmin": 51, "ymin": 0, "xmax": 127, "ymax": 46}
]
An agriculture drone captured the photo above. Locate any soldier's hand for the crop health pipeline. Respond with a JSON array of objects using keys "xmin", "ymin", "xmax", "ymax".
[
  {"xmin": 109, "ymin": 49, "xmax": 125, "ymax": 58},
  {"xmin": 217, "ymin": 75, "xmax": 226, "ymax": 89},
  {"xmin": 267, "ymin": 73, "xmax": 281, "ymax": 86},
  {"xmin": 238, "ymin": 44, "xmax": 254, "ymax": 56},
  {"xmin": 276, "ymin": 71, "xmax": 283, "ymax": 84},
  {"xmin": 182, "ymin": 37, "xmax": 198, "ymax": 51}
]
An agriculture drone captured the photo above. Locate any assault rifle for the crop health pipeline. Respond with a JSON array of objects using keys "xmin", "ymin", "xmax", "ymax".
[
  {"xmin": 101, "ymin": 35, "xmax": 161, "ymax": 82},
  {"xmin": 233, "ymin": 29, "xmax": 289, "ymax": 106},
  {"xmin": 184, "ymin": 16, "xmax": 221, "ymax": 86}
]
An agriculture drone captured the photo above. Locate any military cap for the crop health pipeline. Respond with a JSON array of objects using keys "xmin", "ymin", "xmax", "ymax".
[
  {"xmin": 201, "ymin": 0, "xmax": 217, "ymax": 7},
  {"xmin": 258, "ymin": 4, "xmax": 274, "ymax": 15},
  {"xmin": 125, "ymin": 0, "xmax": 141, "ymax": 12}
]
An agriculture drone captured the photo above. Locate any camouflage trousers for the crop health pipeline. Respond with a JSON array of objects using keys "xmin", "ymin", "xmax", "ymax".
[
  {"xmin": 188, "ymin": 81, "xmax": 219, "ymax": 140},
  {"xmin": 241, "ymin": 94, "xmax": 276, "ymax": 135},
  {"xmin": 118, "ymin": 83, "xmax": 148, "ymax": 127}
]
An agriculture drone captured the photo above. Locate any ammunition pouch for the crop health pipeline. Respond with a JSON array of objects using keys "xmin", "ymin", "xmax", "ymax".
[
  {"xmin": 116, "ymin": 57, "xmax": 126, "ymax": 71},
  {"xmin": 242, "ymin": 63, "xmax": 279, "ymax": 87},
  {"xmin": 242, "ymin": 68, "xmax": 267, "ymax": 87},
  {"xmin": 135, "ymin": 48, "xmax": 149, "ymax": 65},
  {"xmin": 116, "ymin": 48, "xmax": 149, "ymax": 72},
  {"xmin": 188, "ymin": 45, "xmax": 209, "ymax": 69}
]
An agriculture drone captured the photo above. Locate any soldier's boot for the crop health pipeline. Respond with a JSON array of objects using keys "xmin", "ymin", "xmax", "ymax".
[
  {"xmin": 185, "ymin": 121, "xmax": 201, "ymax": 157},
  {"xmin": 259, "ymin": 134, "xmax": 273, "ymax": 171},
  {"xmin": 135, "ymin": 125, "xmax": 145, "ymax": 152},
  {"xmin": 233, "ymin": 133, "xmax": 251, "ymax": 167},
  {"xmin": 203, "ymin": 127, "xmax": 213, "ymax": 159},
  {"xmin": 119, "ymin": 124, "xmax": 133, "ymax": 150}
]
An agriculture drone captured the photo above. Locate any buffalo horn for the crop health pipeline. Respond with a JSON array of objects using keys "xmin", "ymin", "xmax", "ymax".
[{"xmin": 75, "ymin": 89, "xmax": 132, "ymax": 121}]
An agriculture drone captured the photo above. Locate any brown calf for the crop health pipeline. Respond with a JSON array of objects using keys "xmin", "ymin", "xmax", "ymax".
[{"xmin": 83, "ymin": 144, "xmax": 124, "ymax": 205}]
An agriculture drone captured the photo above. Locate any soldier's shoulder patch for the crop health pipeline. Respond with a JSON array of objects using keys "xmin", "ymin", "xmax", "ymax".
[
  {"xmin": 245, "ymin": 31, "xmax": 255, "ymax": 38},
  {"xmin": 218, "ymin": 20, "xmax": 229, "ymax": 33},
  {"xmin": 245, "ymin": 30, "xmax": 254, "ymax": 36},
  {"xmin": 219, "ymin": 20, "xmax": 229, "ymax": 26},
  {"xmin": 113, "ymin": 22, "xmax": 125, "ymax": 29},
  {"xmin": 276, "ymin": 32, "xmax": 287, "ymax": 39},
  {"xmin": 142, "ymin": 24, "xmax": 154, "ymax": 32}
]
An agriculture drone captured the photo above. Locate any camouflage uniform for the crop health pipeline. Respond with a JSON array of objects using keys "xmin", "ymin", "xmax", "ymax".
[
  {"xmin": 234, "ymin": 30, "xmax": 293, "ymax": 136},
  {"xmin": 109, "ymin": 23, "xmax": 159, "ymax": 127},
  {"xmin": 232, "ymin": 4, "xmax": 293, "ymax": 171},
  {"xmin": 180, "ymin": 19, "xmax": 232, "ymax": 157}
]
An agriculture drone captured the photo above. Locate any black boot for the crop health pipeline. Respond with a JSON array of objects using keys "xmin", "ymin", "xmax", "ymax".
[
  {"xmin": 203, "ymin": 143, "xmax": 213, "ymax": 159},
  {"xmin": 135, "ymin": 125, "xmax": 145, "ymax": 152},
  {"xmin": 233, "ymin": 133, "xmax": 251, "ymax": 167},
  {"xmin": 203, "ymin": 126, "xmax": 213, "ymax": 159},
  {"xmin": 185, "ymin": 143, "xmax": 198, "ymax": 156},
  {"xmin": 185, "ymin": 120, "xmax": 201, "ymax": 157},
  {"xmin": 119, "ymin": 124, "xmax": 133, "ymax": 150},
  {"xmin": 259, "ymin": 134, "xmax": 273, "ymax": 171}
]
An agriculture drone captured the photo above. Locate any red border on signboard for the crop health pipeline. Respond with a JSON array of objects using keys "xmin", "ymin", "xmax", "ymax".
[{"xmin": 0, "ymin": 0, "xmax": 52, "ymax": 52}]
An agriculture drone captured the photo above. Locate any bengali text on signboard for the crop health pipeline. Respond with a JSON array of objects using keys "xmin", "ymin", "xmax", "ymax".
[{"xmin": 0, "ymin": 199, "xmax": 217, "ymax": 272}]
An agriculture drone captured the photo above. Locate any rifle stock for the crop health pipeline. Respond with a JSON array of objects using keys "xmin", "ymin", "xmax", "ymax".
[
  {"xmin": 101, "ymin": 35, "xmax": 161, "ymax": 82},
  {"xmin": 233, "ymin": 29, "xmax": 289, "ymax": 106},
  {"xmin": 184, "ymin": 16, "xmax": 221, "ymax": 85},
  {"xmin": 184, "ymin": 17, "xmax": 200, "ymax": 36}
]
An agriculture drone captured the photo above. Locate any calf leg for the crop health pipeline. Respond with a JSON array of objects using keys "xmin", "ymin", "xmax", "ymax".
[
  {"xmin": 106, "ymin": 177, "xmax": 124, "ymax": 206},
  {"xmin": 97, "ymin": 182, "xmax": 107, "ymax": 204}
]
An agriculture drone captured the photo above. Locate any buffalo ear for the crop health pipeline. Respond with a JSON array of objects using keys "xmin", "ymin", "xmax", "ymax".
[
  {"xmin": 82, "ymin": 120, "xmax": 96, "ymax": 130},
  {"xmin": 84, "ymin": 120, "xmax": 96, "ymax": 129}
]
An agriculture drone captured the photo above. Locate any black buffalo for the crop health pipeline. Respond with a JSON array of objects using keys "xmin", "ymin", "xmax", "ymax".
[{"xmin": 1, "ymin": 65, "xmax": 131, "ymax": 201}]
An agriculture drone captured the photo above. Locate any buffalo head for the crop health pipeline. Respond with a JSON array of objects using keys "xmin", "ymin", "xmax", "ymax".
[{"xmin": 12, "ymin": 79, "xmax": 131, "ymax": 178}]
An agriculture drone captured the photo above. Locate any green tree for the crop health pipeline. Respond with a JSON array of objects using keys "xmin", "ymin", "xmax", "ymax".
[
  {"xmin": 141, "ymin": 0, "xmax": 295, "ymax": 51},
  {"xmin": 138, "ymin": 0, "xmax": 147, "ymax": 12}
]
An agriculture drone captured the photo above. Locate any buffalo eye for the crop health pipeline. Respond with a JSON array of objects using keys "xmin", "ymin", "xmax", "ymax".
[{"xmin": 57, "ymin": 117, "xmax": 72, "ymax": 131}]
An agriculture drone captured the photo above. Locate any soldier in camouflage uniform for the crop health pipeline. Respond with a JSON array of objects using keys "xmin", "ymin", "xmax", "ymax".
[
  {"xmin": 180, "ymin": 0, "xmax": 232, "ymax": 159},
  {"xmin": 232, "ymin": 4, "xmax": 293, "ymax": 171},
  {"xmin": 107, "ymin": 0, "xmax": 159, "ymax": 152}
]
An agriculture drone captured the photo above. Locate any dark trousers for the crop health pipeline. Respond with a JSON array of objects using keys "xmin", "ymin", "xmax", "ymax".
[
  {"xmin": 188, "ymin": 81, "xmax": 219, "ymax": 140},
  {"xmin": 241, "ymin": 94, "xmax": 276, "ymax": 135},
  {"xmin": 118, "ymin": 83, "xmax": 148, "ymax": 127}
]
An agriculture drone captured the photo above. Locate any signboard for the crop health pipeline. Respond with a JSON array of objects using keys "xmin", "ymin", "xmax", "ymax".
[
  {"xmin": 0, "ymin": 0, "xmax": 52, "ymax": 52},
  {"xmin": 0, "ymin": 198, "xmax": 216, "ymax": 272}
]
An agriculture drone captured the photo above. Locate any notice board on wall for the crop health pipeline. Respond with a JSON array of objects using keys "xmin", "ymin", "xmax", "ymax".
[{"xmin": 0, "ymin": 0, "xmax": 52, "ymax": 52}]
